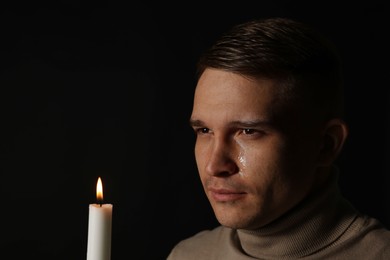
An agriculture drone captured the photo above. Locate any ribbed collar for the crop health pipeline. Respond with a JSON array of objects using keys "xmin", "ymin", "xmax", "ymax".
[{"xmin": 236, "ymin": 167, "xmax": 358, "ymax": 259}]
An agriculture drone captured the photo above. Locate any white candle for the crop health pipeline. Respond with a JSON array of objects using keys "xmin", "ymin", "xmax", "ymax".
[{"xmin": 87, "ymin": 177, "xmax": 113, "ymax": 260}]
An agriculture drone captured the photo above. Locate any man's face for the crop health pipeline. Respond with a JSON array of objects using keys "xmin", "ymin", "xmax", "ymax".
[{"xmin": 190, "ymin": 68, "xmax": 322, "ymax": 230}]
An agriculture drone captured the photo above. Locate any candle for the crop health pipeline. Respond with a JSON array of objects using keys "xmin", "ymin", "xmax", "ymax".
[{"xmin": 87, "ymin": 177, "xmax": 113, "ymax": 260}]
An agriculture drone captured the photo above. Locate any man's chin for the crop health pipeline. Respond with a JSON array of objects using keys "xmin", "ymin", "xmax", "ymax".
[
  {"xmin": 213, "ymin": 209, "xmax": 266, "ymax": 230},
  {"xmin": 215, "ymin": 212, "xmax": 250, "ymax": 229}
]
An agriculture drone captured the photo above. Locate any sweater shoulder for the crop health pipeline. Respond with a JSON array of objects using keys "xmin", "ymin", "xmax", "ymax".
[
  {"xmin": 315, "ymin": 214, "xmax": 390, "ymax": 259},
  {"xmin": 352, "ymin": 216, "xmax": 390, "ymax": 254}
]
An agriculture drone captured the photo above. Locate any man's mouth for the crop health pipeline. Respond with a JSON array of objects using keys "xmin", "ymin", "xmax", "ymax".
[{"xmin": 208, "ymin": 188, "xmax": 247, "ymax": 202}]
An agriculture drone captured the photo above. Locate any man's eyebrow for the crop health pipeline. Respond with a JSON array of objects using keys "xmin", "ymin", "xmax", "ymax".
[
  {"xmin": 189, "ymin": 119, "xmax": 204, "ymax": 127},
  {"xmin": 189, "ymin": 119, "xmax": 275, "ymax": 128},
  {"xmin": 229, "ymin": 120, "xmax": 275, "ymax": 128}
]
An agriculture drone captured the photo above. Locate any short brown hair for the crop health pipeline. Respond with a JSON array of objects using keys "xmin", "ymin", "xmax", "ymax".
[{"xmin": 197, "ymin": 17, "xmax": 344, "ymax": 120}]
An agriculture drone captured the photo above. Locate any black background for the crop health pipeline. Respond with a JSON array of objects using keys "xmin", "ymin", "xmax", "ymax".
[{"xmin": 1, "ymin": 1, "xmax": 389, "ymax": 259}]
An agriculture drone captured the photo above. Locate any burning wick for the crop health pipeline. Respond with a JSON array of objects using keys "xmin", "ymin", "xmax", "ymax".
[{"xmin": 97, "ymin": 177, "xmax": 104, "ymax": 207}]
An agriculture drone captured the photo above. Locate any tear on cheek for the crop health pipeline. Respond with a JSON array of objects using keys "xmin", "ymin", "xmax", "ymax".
[{"xmin": 238, "ymin": 152, "xmax": 247, "ymax": 176}]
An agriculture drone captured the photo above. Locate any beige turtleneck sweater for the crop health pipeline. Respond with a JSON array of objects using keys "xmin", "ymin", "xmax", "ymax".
[{"xmin": 167, "ymin": 171, "xmax": 390, "ymax": 259}]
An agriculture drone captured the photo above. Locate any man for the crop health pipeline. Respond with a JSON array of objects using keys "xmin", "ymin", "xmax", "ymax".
[{"xmin": 167, "ymin": 17, "xmax": 390, "ymax": 259}]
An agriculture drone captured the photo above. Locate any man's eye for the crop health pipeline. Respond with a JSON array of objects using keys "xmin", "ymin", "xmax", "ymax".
[
  {"xmin": 195, "ymin": 128, "xmax": 210, "ymax": 134},
  {"xmin": 243, "ymin": 129, "xmax": 256, "ymax": 135}
]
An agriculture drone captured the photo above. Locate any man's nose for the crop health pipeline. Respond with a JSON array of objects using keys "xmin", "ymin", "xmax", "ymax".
[{"xmin": 205, "ymin": 138, "xmax": 239, "ymax": 177}]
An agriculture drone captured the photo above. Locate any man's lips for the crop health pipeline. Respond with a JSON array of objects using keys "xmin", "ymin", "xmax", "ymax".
[{"xmin": 208, "ymin": 188, "xmax": 247, "ymax": 202}]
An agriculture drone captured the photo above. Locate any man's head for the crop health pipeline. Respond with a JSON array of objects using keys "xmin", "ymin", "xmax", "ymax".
[{"xmin": 189, "ymin": 17, "xmax": 348, "ymax": 230}]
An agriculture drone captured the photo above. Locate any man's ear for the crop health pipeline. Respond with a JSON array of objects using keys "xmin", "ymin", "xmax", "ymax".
[{"xmin": 318, "ymin": 118, "xmax": 349, "ymax": 166}]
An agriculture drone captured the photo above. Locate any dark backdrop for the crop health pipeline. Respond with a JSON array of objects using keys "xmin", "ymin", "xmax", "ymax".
[{"xmin": 1, "ymin": 1, "xmax": 389, "ymax": 259}]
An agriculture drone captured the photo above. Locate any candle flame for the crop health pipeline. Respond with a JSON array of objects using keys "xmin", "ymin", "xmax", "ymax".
[{"xmin": 96, "ymin": 177, "xmax": 103, "ymax": 202}]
